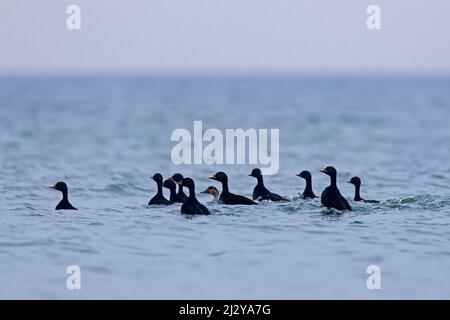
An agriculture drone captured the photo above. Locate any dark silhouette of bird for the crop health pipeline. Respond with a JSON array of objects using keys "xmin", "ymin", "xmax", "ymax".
[
  {"xmin": 49, "ymin": 182, "xmax": 78, "ymax": 210},
  {"xmin": 249, "ymin": 168, "xmax": 288, "ymax": 201},
  {"xmin": 180, "ymin": 177, "xmax": 210, "ymax": 215},
  {"xmin": 320, "ymin": 166, "xmax": 352, "ymax": 211},
  {"xmin": 148, "ymin": 173, "xmax": 172, "ymax": 205},
  {"xmin": 209, "ymin": 172, "xmax": 257, "ymax": 205},
  {"xmin": 348, "ymin": 176, "xmax": 379, "ymax": 203},
  {"xmin": 296, "ymin": 170, "xmax": 317, "ymax": 199}
]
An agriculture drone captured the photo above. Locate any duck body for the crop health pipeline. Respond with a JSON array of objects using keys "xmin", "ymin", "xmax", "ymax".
[
  {"xmin": 361, "ymin": 199, "xmax": 379, "ymax": 204},
  {"xmin": 50, "ymin": 182, "xmax": 78, "ymax": 210},
  {"xmin": 252, "ymin": 183, "xmax": 271, "ymax": 201},
  {"xmin": 148, "ymin": 173, "xmax": 172, "ymax": 205},
  {"xmin": 252, "ymin": 180, "xmax": 287, "ymax": 201},
  {"xmin": 321, "ymin": 185, "xmax": 352, "ymax": 211},
  {"xmin": 220, "ymin": 190, "xmax": 259, "ymax": 205},
  {"xmin": 303, "ymin": 189, "xmax": 317, "ymax": 199},
  {"xmin": 180, "ymin": 178, "xmax": 210, "ymax": 215},
  {"xmin": 148, "ymin": 193, "xmax": 172, "ymax": 206},
  {"xmin": 56, "ymin": 199, "xmax": 78, "ymax": 211},
  {"xmin": 210, "ymin": 172, "xmax": 257, "ymax": 205},
  {"xmin": 320, "ymin": 167, "xmax": 352, "ymax": 211},
  {"xmin": 181, "ymin": 197, "xmax": 210, "ymax": 215}
]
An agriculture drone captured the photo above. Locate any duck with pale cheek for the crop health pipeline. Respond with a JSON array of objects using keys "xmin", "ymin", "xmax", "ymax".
[
  {"xmin": 200, "ymin": 186, "xmax": 221, "ymax": 202},
  {"xmin": 171, "ymin": 173, "xmax": 188, "ymax": 203},
  {"xmin": 249, "ymin": 168, "xmax": 288, "ymax": 202},
  {"xmin": 179, "ymin": 178, "xmax": 210, "ymax": 215},
  {"xmin": 296, "ymin": 170, "xmax": 317, "ymax": 199},
  {"xmin": 148, "ymin": 173, "xmax": 173, "ymax": 205},
  {"xmin": 347, "ymin": 176, "xmax": 379, "ymax": 203},
  {"xmin": 49, "ymin": 182, "xmax": 78, "ymax": 210},
  {"xmin": 320, "ymin": 166, "xmax": 352, "ymax": 211},
  {"xmin": 209, "ymin": 171, "xmax": 257, "ymax": 205}
]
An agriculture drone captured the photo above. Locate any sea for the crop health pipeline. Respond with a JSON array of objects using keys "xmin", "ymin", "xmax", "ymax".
[{"xmin": 0, "ymin": 74, "xmax": 449, "ymax": 299}]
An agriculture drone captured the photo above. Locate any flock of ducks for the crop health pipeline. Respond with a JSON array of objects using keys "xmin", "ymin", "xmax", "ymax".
[{"xmin": 50, "ymin": 166, "xmax": 379, "ymax": 214}]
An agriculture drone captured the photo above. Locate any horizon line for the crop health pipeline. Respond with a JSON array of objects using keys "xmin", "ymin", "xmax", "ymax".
[{"xmin": 1, "ymin": 68, "xmax": 450, "ymax": 78}]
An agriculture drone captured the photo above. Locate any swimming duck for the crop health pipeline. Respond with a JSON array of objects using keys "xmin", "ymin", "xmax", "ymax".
[
  {"xmin": 200, "ymin": 186, "xmax": 221, "ymax": 202},
  {"xmin": 49, "ymin": 182, "xmax": 78, "ymax": 210},
  {"xmin": 148, "ymin": 173, "xmax": 172, "ymax": 205},
  {"xmin": 180, "ymin": 177, "xmax": 210, "ymax": 215},
  {"xmin": 249, "ymin": 168, "xmax": 288, "ymax": 201},
  {"xmin": 296, "ymin": 170, "xmax": 317, "ymax": 199},
  {"xmin": 347, "ymin": 176, "xmax": 379, "ymax": 203},
  {"xmin": 320, "ymin": 166, "xmax": 352, "ymax": 211},
  {"xmin": 209, "ymin": 172, "xmax": 257, "ymax": 205}
]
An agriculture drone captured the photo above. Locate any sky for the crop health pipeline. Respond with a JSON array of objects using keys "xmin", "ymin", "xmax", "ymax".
[{"xmin": 0, "ymin": 0, "xmax": 449, "ymax": 74}]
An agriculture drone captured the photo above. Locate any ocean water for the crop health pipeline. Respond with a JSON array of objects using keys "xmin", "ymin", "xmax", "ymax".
[{"xmin": 0, "ymin": 74, "xmax": 449, "ymax": 299}]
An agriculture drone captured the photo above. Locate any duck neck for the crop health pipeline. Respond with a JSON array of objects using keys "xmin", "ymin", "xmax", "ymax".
[
  {"xmin": 177, "ymin": 185, "xmax": 185, "ymax": 195},
  {"xmin": 62, "ymin": 190, "xmax": 69, "ymax": 202},
  {"xmin": 188, "ymin": 187, "xmax": 196, "ymax": 200},
  {"xmin": 221, "ymin": 181, "xmax": 230, "ymax": 194},
  {"xmin": 304, "ymin": 177, "xmax": 314, "ymax": 194},
  {"xmin": 330, "ymin": 174, "xmax": 337, "ymax": 187},
  {"xmin": 156, "ymin": 182, "xmax": 163, "ymax": 195},
  {"xmin": 354, "ymin": 185, "xmax": 362, "ymax": 201},
  {"xmin": 256, "ymin": 176, "xmax": 264, "ymax": 187}
]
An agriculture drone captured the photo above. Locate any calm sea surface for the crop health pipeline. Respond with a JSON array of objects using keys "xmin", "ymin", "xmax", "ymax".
[{"xmin": 0, "ymin": 75, "xmax": 449, "ymax": 299}]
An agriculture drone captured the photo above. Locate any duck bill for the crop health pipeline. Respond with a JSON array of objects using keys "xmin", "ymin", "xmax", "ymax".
[
  {"xmin": 209, "ymin": 175, "xmax": 217, "ymax": 180},
  {"xmin": 200, "ymin": 190, "xmax": 209, "ymax": 194},
  {"xmin": 150, "ymin": 176, "xmax": 155, "ymax": 181},
  {"xmin": 320, "ymin": 168, "xmax": 327, "ymax": 173},
  {"xmin": 49, "ymin": 185, "xmax": 57, "ymax": 189},
  {"xmin": 295, "ymin": 173, "xmax": 301, "ymax": 177}
]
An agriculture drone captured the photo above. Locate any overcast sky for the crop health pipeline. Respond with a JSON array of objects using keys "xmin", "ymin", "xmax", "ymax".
[{"xmin": 1, "ymin": 0, "xmax": 449, "ymax": 73}]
